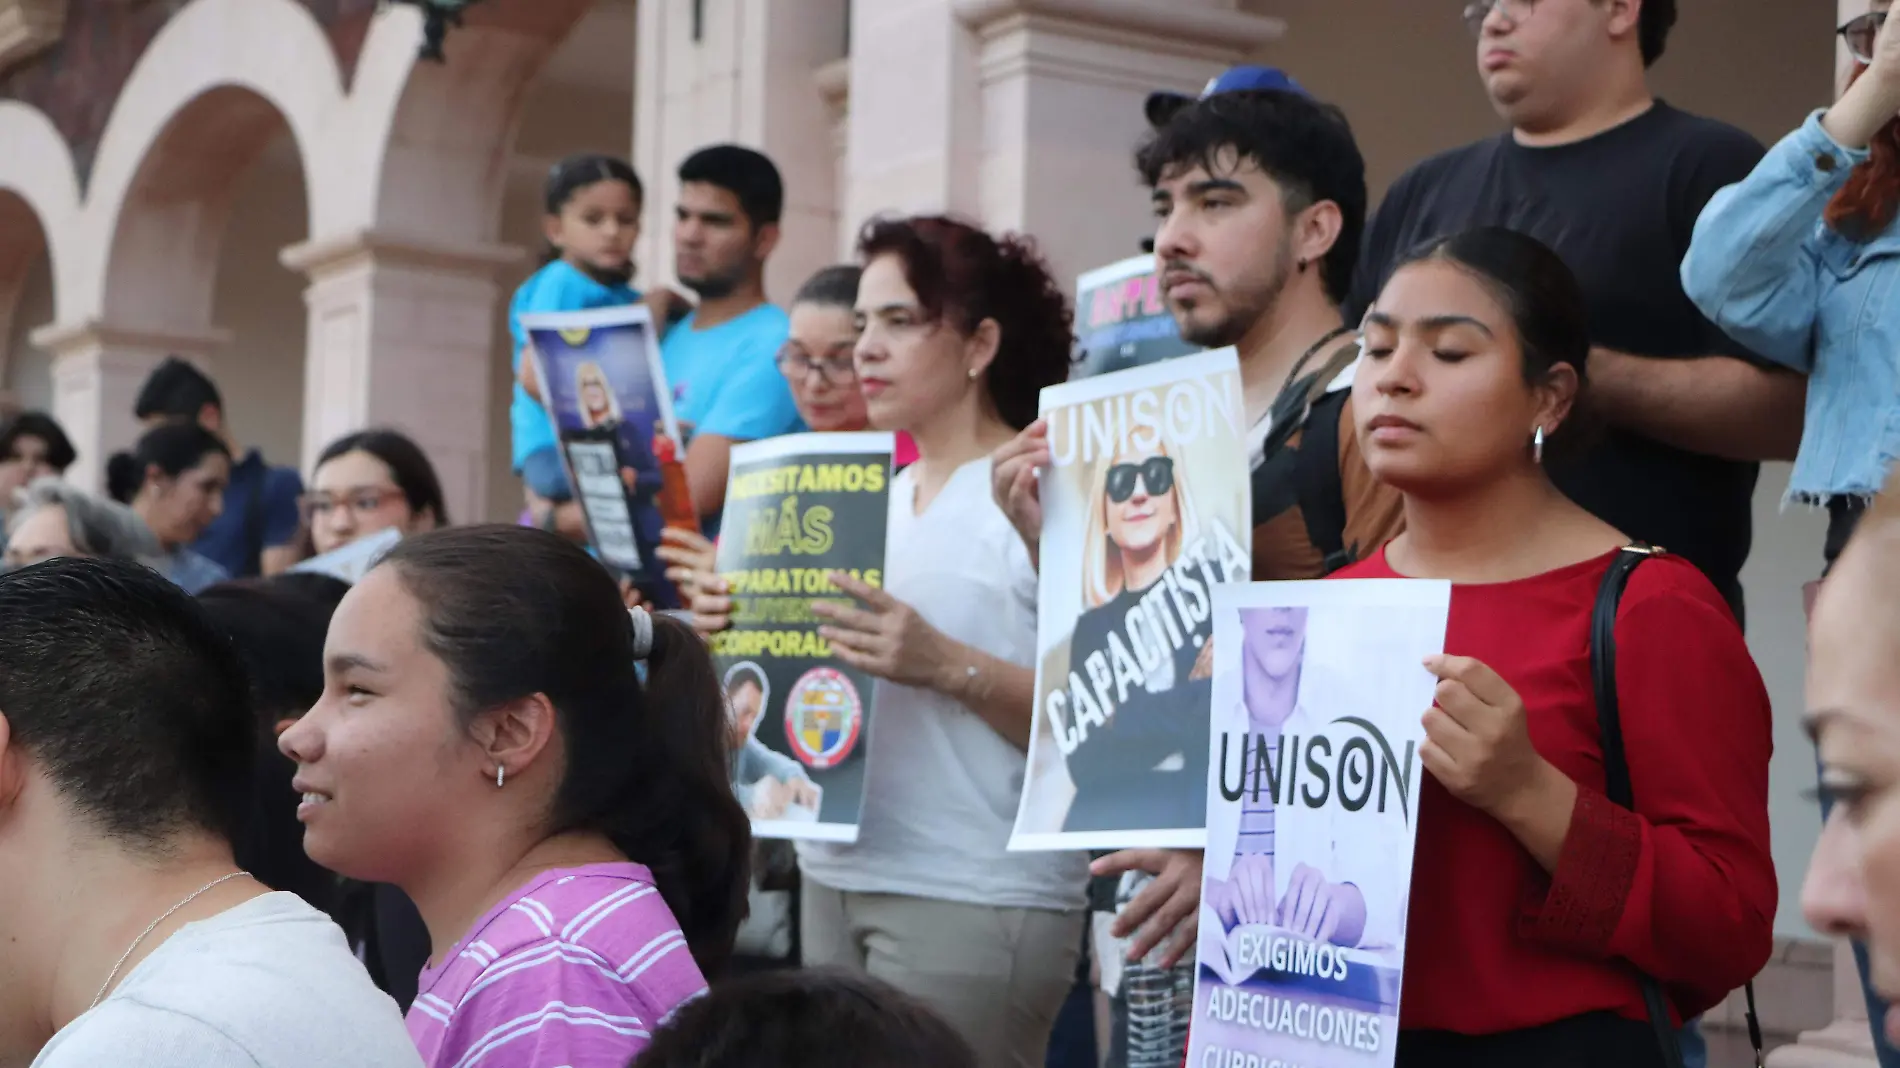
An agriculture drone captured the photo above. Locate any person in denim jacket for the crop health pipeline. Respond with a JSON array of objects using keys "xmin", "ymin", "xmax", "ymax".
[
  {"xmin": 1682, "ymin": 4, "xmax": 1900, "ymax": 570},
  {"xmin": 1682, "ymin": 8, "xmax": 1900, "ymax": 1066}
]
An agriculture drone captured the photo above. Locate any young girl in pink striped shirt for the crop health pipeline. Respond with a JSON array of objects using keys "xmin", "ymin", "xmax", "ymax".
[{"xmin": 280, "ymin": 525, "xmax": 750, "ymax": 1068}]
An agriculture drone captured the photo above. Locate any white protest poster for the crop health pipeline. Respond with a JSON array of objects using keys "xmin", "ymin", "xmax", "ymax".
[
  {"xmin": 1189, "ymin": 579, "xmax": 1449, "ymax": 1068},
  {"xmin": 1011, "ymin": 348, "xmax": 1251, "ymax": 851},
  {"xmin": 288, "ymin": 526, "xmax": 402, "ymax": 585}
]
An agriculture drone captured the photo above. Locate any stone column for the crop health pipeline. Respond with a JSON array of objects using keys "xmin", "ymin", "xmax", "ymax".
[
  {"xmin": 632, "ymin": 0, "xmax": 849, "ymax": 302},
  {"xmin": 30, "ymin": 319, "xmax": 230, "ymax": 494},
  {"xmin": 836, "ymin": 0, "xmax": 1281, "ymax": 285},
  {"xmin": 280, "ymin": 229, "xmax": 522, "ymax": 527}
]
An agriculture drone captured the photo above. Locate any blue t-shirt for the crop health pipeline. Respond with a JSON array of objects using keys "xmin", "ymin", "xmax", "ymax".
[
  {"xmin": 191, "ymin": 449, "xmax": 303, "ymax": 578},
  {"xmin": 660, "ymin": 305, "xmax": 801, "ymax": 442},
  {"xmin": 508, "ymin": 259, "xmax": 641, "ymax": 470}
]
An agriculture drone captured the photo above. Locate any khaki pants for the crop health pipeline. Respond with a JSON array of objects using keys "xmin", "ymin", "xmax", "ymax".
[{"xmin": 801, "ymin": 878, "xmax": 1084, "ymax": 1068}]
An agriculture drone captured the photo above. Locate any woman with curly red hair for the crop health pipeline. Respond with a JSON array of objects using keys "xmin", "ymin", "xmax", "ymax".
[
  {"xmin": 1682, "ymin": 7, "xmax": 1900, "ymax": 1065},
  {"xmin": 797, "ymin": 215, "xmax": 1088, "ymax": 1068}
]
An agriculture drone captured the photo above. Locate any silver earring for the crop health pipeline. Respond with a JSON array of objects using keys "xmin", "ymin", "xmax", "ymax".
[
  {"xmin": 967, "ymin": 367, "xmax": 978, "ymax": 380},
  {"xmin": 1532, "ymin": 425, "xmax": 1545, "ymax": 465},
  {"xmin": 496, "ymin": 765, "xmax": 505, "ymax": 789}
]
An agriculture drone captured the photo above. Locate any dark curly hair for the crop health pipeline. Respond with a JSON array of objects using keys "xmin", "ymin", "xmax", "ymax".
[
  {"xmin": 1638, "ymin": 0, "xmax": 1677, "ymax": 67},
  {"xmin": 856, "ymin": 215, "xmax": 1073, "ymax": 431},
  {"xmin": 1136, "ymin": 90, "xmax": 1366, "ymax": 304}
]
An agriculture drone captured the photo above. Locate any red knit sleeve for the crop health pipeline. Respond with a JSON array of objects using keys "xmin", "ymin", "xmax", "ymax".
[{"xmin": 1517, "ymin": 560, "xmax": 1776, "ymax": 1014}]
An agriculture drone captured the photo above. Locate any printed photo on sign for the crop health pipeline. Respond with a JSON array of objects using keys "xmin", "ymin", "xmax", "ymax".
[
  {"xmin": 709, "ymin": 432, "xmax": 894, "ymax": 842},
  {"xmin": 519, "ymin": 305, "xmax": 681, "ymax": 600},
  {"xmin": 1074, "ymin": 255, "xmax": 1199, "ymax": 379},
  {"xmin": 1188, "ymin": 580, "xmax": 1449, "ymax": 1068},
  {"xmin": 1012, "ymin": 349, "xmax": 1251, "ymax": 851}
]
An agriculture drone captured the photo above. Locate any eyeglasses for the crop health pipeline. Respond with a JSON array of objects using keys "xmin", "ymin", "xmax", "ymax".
[
  {"xmin": 1840, "ymin": 11, "xmax": 1887, "ymax": 65},
  {"xmin": 303, "ymin": 486, "xmax": 404, "ymax": 519},
  {"xmin": 1105, "ymin": 457, "xmax": 1175, "ymax": 504},
  {"xmin": 1462, "ymin": 0, "xmax": 1538, "ymax": 36},
  {"xmin": 776, "ymin": 344, "xmax": 858, "ymax": 385}
]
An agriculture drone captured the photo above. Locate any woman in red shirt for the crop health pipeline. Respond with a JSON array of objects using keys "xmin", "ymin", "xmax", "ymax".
[{"xmin": 1342, "ymin": 226, "xmax": 1775, "ymax": 1066}]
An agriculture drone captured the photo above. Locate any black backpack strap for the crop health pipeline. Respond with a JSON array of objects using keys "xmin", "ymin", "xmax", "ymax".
[
  {"xmin": 1250, "ymin": 339, "xmax": 1360, "ymax": 575},
  {"xmin": 1591, "ymin": 545, "xmax": 1762, "ymax": 1068},
  {"xmin": 1295, "ymin": 388, "xmax": 1351, "ymax": 575}
]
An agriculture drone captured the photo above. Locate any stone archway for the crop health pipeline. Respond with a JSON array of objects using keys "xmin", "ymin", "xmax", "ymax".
[
  {"xmin": 285, "ymin": 0, "xmax": 601, "ymax": 523},
  {"xmin": 0, "ymin": 101, "xmax": 82, "ymax": 417},
  {"xmin": 34, "ymin": 0, "xmax": 340, "ymax": 489}
]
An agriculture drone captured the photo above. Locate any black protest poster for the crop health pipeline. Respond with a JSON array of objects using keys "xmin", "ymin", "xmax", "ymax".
[{"xmin": 708, "ymin": 432, "xmax": 894, "ymax": 842}]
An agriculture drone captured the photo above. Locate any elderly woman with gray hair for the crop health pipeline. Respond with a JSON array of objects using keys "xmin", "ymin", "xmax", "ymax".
[{"xmin": 4, "ymin": 476, "xmax": 160, "ymax": 570}]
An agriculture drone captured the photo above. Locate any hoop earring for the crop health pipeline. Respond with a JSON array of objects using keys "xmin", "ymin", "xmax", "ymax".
[
  {"xmin": 496, "ymin": 765, "xmax": 505, "ymax": 789},
  {"xmin": 1532, "ymin": 425, "xmax": 1545, "ymax": 465}
]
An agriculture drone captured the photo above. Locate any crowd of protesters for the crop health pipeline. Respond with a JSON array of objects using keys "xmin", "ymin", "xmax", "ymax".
[{"xmin": 5, "ymin": 1, "xmax": 1900, "ymax": 1067}]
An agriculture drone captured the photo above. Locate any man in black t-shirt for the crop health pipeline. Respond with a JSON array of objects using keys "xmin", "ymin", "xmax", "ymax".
[{"xmin": 1347, "ymin": 0, "xmax": 1804, "ymax": 624}]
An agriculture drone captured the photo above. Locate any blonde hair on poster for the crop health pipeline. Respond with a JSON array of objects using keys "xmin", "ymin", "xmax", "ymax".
[{"xmin": 1080, "ymin": 435, "xmax": 1203, "ymax": 609}]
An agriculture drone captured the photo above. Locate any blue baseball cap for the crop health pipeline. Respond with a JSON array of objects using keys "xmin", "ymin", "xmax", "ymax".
[{"xmin": 1144, "ymin": 65, "xmax": 1307, "ymax": 127}]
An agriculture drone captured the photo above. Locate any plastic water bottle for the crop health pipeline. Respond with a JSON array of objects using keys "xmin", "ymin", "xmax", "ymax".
[
  {"xmin": 1116, "ymin": 871, "xmax": 1194, "ymax": 1068},
  {"xmin": 652, "ymin": 434, "xmax": 699, "ymax": 533}
]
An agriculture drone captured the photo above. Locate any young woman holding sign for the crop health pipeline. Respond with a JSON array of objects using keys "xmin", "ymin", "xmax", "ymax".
[{"xmin": 1341, "ymin": 227, "xmax": 1774, "ymax": 1066}]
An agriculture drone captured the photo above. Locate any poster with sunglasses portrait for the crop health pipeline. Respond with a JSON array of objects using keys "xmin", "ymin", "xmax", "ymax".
[
  {"xmin": 519, "ymin": 306, "xmax": 684, "ymax": 606},
  {"xmin": 708, "ymin": 431, "xmax": 895, "ymax": 842},
  {"xmin": 1188, "ymin": 579, "xmax": 1447, "ymax": 1068},
  {"xmin": 1074, "ymin": 254, "xmax": 1199, "ymax": 378},
  {"xmin": 1011, "ymin": 348, "xmax": 1252, "ymax": 851}
]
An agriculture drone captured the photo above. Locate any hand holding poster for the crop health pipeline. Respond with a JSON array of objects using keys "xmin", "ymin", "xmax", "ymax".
[
  {"xmin": 1075, "ymin": 255, "xmax": 1199, "ymax": 379},
  {"xmin": 708, "ymin": 432, "xmax": 894, "ymax": 842},
  {"xmin": 518, "ymin": 305, "xmax": 682, "ymax": 603},
  {"xmin": 1012, "ymin": 348, "xmax": 1252, "ymax": 851},
  {"xmin": 1188, "ymin": 580, "xmax": 1450, "ymax": 1068}
]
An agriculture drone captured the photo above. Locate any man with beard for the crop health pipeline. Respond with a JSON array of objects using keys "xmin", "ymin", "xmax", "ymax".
[
  {"xmin": 991, "ymin": 81, "xmax": 1406, "ymax": 1068},
  {"xmin": 663, "ymin": 145, "xmax": 801, "ymax": 528}
]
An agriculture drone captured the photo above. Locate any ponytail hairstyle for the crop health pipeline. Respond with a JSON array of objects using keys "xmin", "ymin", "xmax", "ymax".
[
  {"xmin": 105, "ymin": 422, "xmax": 230, "ymax": 505},
  {"xmin": 378, "ymin": 525, "xmax": 750, "ymax": 974},
  {"xmin": 856, "ymin": 215, "xmax": 1074, "ymax": 430},
  {"xmin": 541, "ymin": 153, "xmax": 646, "ymax": 270},
  {"xmin": 1825, "ymin": 65, "xmax": 1900, "ymax": 242}
]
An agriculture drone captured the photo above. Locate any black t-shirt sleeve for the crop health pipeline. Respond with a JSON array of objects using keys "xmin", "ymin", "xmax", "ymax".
[{"xmin": 1669, "ymin": 123, "xmax": 1778, "ymax": 366}]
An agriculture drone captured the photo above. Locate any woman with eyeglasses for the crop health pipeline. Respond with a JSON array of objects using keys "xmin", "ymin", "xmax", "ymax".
[
  {"xmin": 1681, "ymin": 10, "xmax": 1900, "ymax": 1062},
  {"xmin": 1684, "ymin": 3, "xmax": 1900, "ymax": 567},
  {"xmin": 303, "ymin": 429, "xmax": 448, "ymax": 559}
]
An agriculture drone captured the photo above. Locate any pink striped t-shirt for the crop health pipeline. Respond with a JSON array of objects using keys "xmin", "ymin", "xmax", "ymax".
[{"xmin": 405, "ymin": 862, "xmax": 705, "ymax": 1068}]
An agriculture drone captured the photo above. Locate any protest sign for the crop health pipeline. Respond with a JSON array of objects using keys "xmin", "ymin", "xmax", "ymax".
[
  {"xmin": 1075, "ymin": 254, "xmax": 1199, "ymax": 379},
  {"xmin": 1012, "ymin": 349, "xmax": 1251, "ymax": 851},
  {"xmin": 518, "ymin": 305, "xmax": 682, "ymax": 602},
  {"xmin": 1188, "ymin": 579, "xmax": 1449, "ymax": 1068},
  {"xmin": 708, "ymin": 432, "xmax": 894, "ymax": 842}
]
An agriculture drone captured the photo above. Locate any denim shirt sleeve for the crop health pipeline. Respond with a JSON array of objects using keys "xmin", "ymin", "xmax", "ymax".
[{"xmin": 1680, "ymin": 109, "xmax": 1869, "ymax": 372}]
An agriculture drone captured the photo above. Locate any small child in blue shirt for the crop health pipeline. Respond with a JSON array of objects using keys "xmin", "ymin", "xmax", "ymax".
[{"xmin": 510, "ymin": 154, "xmax": 648, "ymax": 520}]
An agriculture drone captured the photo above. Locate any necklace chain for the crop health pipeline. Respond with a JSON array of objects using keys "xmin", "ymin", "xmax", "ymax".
[{"xmin": 88, "ymin": 871, "xmax": 249, "ymax": 1010}]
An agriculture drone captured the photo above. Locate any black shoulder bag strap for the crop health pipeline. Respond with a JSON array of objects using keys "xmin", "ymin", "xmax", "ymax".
[{"xmin": 1592, "ymin": 545, "xmax": 1764, "ymax": 1068}]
